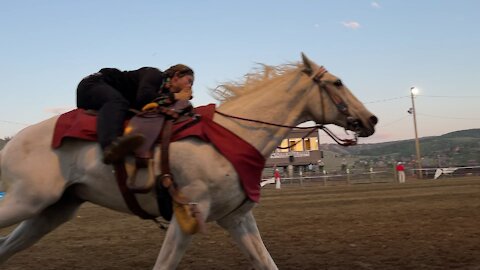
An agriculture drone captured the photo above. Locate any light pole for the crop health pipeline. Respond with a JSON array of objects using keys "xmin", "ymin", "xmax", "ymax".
[{"xmin": 410, "ymin": 87, "xmax": 423, "ymax": 179}]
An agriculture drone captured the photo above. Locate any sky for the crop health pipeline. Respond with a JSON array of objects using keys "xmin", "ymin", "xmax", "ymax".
[{"xmin": 0, "ymin": 1, "xmax": 479, "ymax": 144}]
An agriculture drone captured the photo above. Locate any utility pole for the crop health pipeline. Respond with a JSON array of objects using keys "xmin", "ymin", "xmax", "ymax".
[{"xmin": 410, "ymin": 87, "xmax": 423, "ymax": 179}]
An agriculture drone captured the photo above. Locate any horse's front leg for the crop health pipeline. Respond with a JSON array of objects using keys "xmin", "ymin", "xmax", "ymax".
[
  {"xmin": 217, "ymin": 206, "xmax": 278, "ymax": 270},
  {"xmin": 152, "ymin": 216, "xmax": 193, "ymax": 270}
]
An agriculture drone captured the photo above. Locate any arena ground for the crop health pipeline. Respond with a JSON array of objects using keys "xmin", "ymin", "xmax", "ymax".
[{"xmin": 2, "ymin": 177, "xmax": 480, "ymax": 269}]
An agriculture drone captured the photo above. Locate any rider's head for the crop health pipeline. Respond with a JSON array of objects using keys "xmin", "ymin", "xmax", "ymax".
[{"xmin": 164, "ymin": 64, "xmax": 194, "ymax": 94}]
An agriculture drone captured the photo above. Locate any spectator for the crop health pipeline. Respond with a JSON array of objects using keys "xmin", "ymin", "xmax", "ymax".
[
  {"xmin": 317, "ymin": 159, "xmax": 325, "ymax": 174},
  {"xmin": 274, "ymin": 168, "xmax": 281, "ymax": 189},
  {"xmin": 396, "ymin": 162, "xmax": 406, "ymax": 183},
  {"xmin": 341, "ymin": 158, "xmax": 348, "ymax": 173}
]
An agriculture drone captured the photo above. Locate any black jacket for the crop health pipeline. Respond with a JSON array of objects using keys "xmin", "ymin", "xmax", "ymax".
[{"xmin": 99, "ymin": 67, "xmax": 168, "ymax": 109}]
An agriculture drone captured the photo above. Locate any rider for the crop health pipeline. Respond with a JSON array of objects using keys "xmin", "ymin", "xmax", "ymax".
[{"xmin": 76, "ymin": 64, "xmax": 194, "ymax": 164}]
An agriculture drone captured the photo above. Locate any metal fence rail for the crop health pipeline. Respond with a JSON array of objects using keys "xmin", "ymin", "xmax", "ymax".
[
  {"xmin": 262, "ymin": 170, "xmax": 395, "ymax": 187},
  {"xmin": 262, "ymin": 164, "xmax": 480, "ymax": 188}
]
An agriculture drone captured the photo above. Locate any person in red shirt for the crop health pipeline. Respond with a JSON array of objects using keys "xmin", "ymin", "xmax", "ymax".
[
  {"xmin": 396, "ymin": 162, "xmax": 406, "ymax": 183},
  {"xmin": 274, "ymin": 168, "xmax": 281, "ymax": 189}
]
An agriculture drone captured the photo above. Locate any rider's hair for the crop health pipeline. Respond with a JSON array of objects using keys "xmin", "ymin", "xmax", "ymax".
[{"xmin": 164, "ymin": 64, "xmax": 194, "ymax": 79}]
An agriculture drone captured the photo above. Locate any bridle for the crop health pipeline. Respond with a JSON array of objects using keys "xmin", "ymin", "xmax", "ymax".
[
  {"xmin": 312, "ymin": 66, "xmax": 362, "ymax": 136},
  {"xmin": 214, "ymin": 66, "xmax": 359, "ymax": 146}
]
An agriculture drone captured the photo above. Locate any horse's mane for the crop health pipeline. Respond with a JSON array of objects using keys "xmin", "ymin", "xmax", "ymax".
[{"xmin": 212, "ymin": 62, "xmax": 305, "ymax": 103}]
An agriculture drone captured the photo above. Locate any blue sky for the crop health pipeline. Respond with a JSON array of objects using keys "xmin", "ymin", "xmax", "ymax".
[{"xmin": 1, "ymin": 1, "xmax": 479, "ymax": 143}]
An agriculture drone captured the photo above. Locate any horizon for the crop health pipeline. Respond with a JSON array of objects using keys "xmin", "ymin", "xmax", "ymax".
[{"xmin": 318, "ymin": 127, "xmax": 480, "ymax": 145}]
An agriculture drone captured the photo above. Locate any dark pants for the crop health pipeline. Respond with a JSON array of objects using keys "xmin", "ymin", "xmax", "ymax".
[{"xmin": 76, "ymin": 74, "xmax": 130, "ymax": 149}]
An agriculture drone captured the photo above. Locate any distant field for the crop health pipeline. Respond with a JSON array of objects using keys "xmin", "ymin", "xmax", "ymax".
[{"xmin": 2, "ymin": 177, "xmax": 480, "ymax": 269}]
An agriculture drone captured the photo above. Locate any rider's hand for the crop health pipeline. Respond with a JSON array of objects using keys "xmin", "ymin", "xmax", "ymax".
[
  {"xmin": 153, "ymin": 93, "xmax": 175, "ymax": 106},
  {"xmin": 141, "ymin": 102, "xmax": 159, "ymax": 111},
  {"xmin": 173, "ymin": 87, "xmax": 193, "ymax": 101}
]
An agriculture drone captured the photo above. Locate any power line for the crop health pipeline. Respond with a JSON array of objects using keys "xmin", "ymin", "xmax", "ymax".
[
  {"xmin": 365, "ymin": 96, "xmax": 409, "ymax": 104},
  {"xmin": 417, "ymin": 113, "xmax": 480, "ymax": 120},
  {"xmin": 377, "ymin": 115, "xmax": 410, "ymax": 128},
  {"xmin": 418, "ymin": 94, "xmax": 480, "ymax": 98},
  {"xmin": 365, "ymin": 94, "xmax": 480, "ymax": 104},
  {"xmin": 0, "ymin": 94, "xmax": 478, "ymax": 127}
]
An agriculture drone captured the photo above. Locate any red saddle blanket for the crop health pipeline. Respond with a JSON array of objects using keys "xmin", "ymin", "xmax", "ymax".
[{"xmin": 52, "ymin": 104, "xmax": 265, "ymax": 202}]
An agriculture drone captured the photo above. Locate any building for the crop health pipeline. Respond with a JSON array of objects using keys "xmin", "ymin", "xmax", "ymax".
[
  {"xmin": 266, "ymin": 129, "xmax": 323, "ymax": 171},
  {"xmin": 264, "ymin": 128, "xmax": 360, "ymax": 177}
]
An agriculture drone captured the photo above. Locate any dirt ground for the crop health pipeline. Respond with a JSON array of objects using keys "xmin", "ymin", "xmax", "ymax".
[{"xmin": 2, "ymin": 177, "xmax": 480, "ymax": 270}]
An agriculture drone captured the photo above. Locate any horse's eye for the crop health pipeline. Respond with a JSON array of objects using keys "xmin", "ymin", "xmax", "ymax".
[{"xmin": 333, "ymin": 80, "xmax": 343, "ymax": 87}]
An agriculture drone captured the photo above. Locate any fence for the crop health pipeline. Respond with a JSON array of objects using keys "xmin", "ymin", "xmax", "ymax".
[
  {"xmin": 411, "ymin": 165, "xmax": 480, "ymax": 179},
  {"xmin": 262, "ymin": 169, "xmax": 396, "ymax": 187},
  {"xmin": 262, "ymin": 165, "xmax": 480, "ymax": 187}
]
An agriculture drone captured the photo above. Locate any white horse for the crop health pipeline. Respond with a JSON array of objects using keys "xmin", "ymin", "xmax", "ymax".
[{"xmin": 0, "ymin": 54, "xmax": 377, "ymax": 269}]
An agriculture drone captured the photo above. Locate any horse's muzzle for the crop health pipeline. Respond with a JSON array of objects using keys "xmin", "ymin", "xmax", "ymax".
[{"xmin": 348, "ymin": 115, "xmax": 377, "ymax": 137}]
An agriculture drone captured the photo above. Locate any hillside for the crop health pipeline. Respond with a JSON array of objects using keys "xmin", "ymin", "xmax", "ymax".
[{"xmin": 322, "ymin": 129, "xmax": 480, "ymax": 166}]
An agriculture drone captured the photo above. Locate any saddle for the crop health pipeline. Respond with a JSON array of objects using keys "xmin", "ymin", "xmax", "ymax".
[
  {"xmin": 113, "ymin": 100, "xmax": 204, "ymax": 234},
  {"xmin": 122, "ymin": 101, "xmax": 193, "ymax": 193}
]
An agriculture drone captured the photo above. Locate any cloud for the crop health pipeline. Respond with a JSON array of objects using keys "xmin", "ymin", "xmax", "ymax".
[
  {"xmin": 371, "ymin": 2, "xmax": 381, "ymax": 8},
  {"xmin": 44, "ymin": 106, "xmax": 75, "ymax": 115},
  {"xmin": 341, "ymin": 21, "xmax": 361, "ymax": 29}
]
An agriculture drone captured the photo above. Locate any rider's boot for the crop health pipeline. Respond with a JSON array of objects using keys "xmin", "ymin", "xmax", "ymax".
[{"xmin": 103, "ymin": 134, "xmax": 145, "ymax": 164}]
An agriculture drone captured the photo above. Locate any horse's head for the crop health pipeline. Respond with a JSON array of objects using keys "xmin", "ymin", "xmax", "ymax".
[{"xmin": 301, "ymin": 53, "xmax": 378, "ymax": 138}]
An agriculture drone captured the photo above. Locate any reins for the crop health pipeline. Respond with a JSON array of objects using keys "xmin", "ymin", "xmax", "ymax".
[{"xmin": 214, "ymin": 110, "xmax": 357, "ymax": 147}]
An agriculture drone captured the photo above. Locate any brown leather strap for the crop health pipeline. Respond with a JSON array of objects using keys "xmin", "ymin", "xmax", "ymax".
[
  {"xmin": 159, "ymin": 120, "xmax": 190, "ymax": 205},
  {"xmin": 158, "ymin": 110, "xmax": 206, "ymax": 233},
  {"xmin": 158, "ymin": 174, "xmax": 189, "ymax": 205},
  {"xmin": 113, "ymin": 163, "xmax": 156, "ymax": 220},
  {"xmin": 160, "ymin": 120, "xmax": 173, "ymax": 176}
]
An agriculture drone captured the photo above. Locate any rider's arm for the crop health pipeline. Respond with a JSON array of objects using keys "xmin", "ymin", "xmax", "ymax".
[{"xmin": 135, "ymin": 67, "xmax": 164, "ymax": 108}]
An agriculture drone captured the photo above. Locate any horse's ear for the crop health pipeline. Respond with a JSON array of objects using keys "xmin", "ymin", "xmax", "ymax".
[{"xmin": 301, "ymin": 52, "xmax": 316, "ymax": 76}]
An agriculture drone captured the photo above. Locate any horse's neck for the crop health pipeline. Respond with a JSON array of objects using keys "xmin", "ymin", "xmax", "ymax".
[{"xmin": 213, "ymin": 81, "xmax": 309, "ymax": 157}]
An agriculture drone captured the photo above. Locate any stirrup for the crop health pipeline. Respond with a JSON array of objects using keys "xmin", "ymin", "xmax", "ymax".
[{"xmin": 125, "ymin": 157, "xmax": 156, "ymax": 193}]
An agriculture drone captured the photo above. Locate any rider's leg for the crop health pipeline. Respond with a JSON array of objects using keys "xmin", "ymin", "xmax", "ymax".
[{"xmin": 76, "ymin": 75, "xmax": 144, "ymax": 164}]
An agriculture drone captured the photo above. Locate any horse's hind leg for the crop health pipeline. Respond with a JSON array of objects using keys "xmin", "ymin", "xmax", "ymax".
[
  {"xmin": 0, "ymin": 192, "xmax": 83, "ymax": 264},
  {"xmin": 217, "ymin": 205, "xmax": 278, "ymax": 270},
  {"xmin": 0, "ymin": 153, "xmax": 68, "ymax": 229},
  {"xmin": 0, "ymin": 178, "xmax": 66, "ymax": 228},
  {"xmin": 0, "ymin": 130, "xmax": 68, "ymax": 229}
]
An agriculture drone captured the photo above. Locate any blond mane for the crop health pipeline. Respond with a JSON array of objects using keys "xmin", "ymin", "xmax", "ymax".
[{"xmin": 212, "ymin": 62, "xmax": 309, "ymax": 103}]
